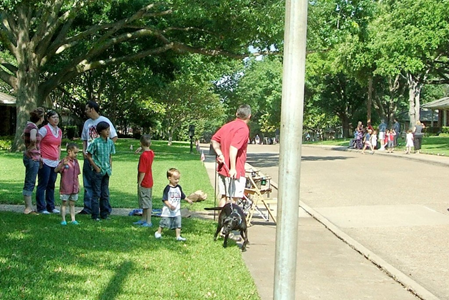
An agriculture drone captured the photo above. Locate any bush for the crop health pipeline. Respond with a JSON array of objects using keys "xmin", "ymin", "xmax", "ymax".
[
  {"xmin": 441, "ymin": 126, "xmax": 449, "ymax": 134},
  {"xmin": 63, "ymin": 125, "xmax": 78, "ymax": 140},
  {"xmin": 0, "ymin": 136, "xmax": 13, "ymax": 150}
]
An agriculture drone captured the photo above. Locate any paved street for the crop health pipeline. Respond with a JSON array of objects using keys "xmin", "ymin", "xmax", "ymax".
[{"xmin": 238, "ymin": 144, "xmax": 449, "ymax": 300}]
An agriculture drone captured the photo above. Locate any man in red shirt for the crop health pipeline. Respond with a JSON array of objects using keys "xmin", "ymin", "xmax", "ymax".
[{"xmin": 211, "ymin": 104, "xmax": 251, "ymax": 207}]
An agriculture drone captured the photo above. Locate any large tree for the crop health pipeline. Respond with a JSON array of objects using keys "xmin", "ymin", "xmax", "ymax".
[
  {"xmin": 369, "ymin": 0, "xmax": 449, "ymax": 127},
  {"xmin": 157, "ymin": 74, "xmax": 223, "ymax": 144},
  {"xmin": 0, "ymin": 0, "xmax": 284, "ymax": 150}
]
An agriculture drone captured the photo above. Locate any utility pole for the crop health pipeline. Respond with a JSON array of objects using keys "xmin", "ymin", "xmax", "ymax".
[{"xmin": 274, "ymin": 0, "xmax": 308, "ymax": 299}]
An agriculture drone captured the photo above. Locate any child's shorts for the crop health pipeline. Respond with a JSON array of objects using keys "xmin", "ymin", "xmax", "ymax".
[
  {"xmin": 61, "ymin": 194, "xmax": 78, "ymax": 202},
  {"xmin": 159, "ymin": 216, "xmax": 181, "ymax": 229},
  {"xmin": 388, "ymin": 140, "xmax": 394, "ymax": 148},
  {"xmin": 138, "ymin": 185, "xmax": 153, "ymax": 209}
]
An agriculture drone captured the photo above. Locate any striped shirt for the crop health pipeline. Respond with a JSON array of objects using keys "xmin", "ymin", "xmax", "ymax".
[
  {"xmin": 23, "ymin": 122, "xmax": 42, "ymax": 161},
  {"xmin": 86, "ymin": 137, "xmax": 116, "ymax": 176}
]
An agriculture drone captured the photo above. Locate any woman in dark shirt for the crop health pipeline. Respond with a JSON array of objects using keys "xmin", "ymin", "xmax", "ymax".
[{"xmin": 413, "ymin": 120, "xmax": 425, "ymax": 154}]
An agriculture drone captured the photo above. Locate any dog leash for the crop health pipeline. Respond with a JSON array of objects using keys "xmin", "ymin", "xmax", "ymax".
[
  {"xmin": 229, "ymin": 202, "xmax": 243, "ymax": 225},
  {"xmin": 220, "ymin": 159, "xmax": 243, "ymax": 226},
  {"xmin": 219, "ymin": 160, "xmax": 237, "ymax": 199}
]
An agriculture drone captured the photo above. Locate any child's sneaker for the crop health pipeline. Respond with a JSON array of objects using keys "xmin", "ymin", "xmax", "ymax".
[
  {"xmin": 70, "ymin": 220, "xmax": 79, "ymax": 225},
  {"xmin": 133, "ymin": 220, "xmax": 145, "ymax": 225},
  {"xmin": 61, "ymin": 221, "xmax": 67, "ymax": 226},
  {"xmin": 141, "ymin": 222, "xmax": 152, "ymax": 227},
  {"xmin": 154, "ymin": 232, "xmax": 162, "ymax": 239},
  {"xmin": 176, "ymin": 236, "xmax": 186, "ymax": 241}
]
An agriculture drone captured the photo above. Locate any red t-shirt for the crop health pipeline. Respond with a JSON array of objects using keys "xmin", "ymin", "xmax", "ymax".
[
  {"xmin": 138, "ymin": 150, "xmax": 155, "ymax": 188},
  {"xmin": 211, "ymin": 119, "xmax": 249, "ymax": 179}
]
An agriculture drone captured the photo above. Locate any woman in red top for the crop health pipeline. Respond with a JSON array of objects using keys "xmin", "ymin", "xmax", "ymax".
[{"xmin": 36, "ymin": 110, "xmax": 62, "ymax": 214}]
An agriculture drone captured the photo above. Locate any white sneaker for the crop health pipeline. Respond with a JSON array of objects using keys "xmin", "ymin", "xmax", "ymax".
[
  {"xmin": 176, "ymin": 236, "xmax": 186, "ymax": 241},
  {"xmin": 52, "ymin": 208, "xmax": 60, "ymax": 214},
  {"xmin": 154, "ymin": 232, "xmax": 162, "ymax": 239}
]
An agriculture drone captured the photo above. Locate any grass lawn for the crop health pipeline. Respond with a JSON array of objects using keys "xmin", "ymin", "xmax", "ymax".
[
  {"xmin": 0, "ymin": 139, "xmax": 259, "ymax": 300},
  {"xmin": 304, "ymin": 135, "xmax": 449, "ymax": 156}
]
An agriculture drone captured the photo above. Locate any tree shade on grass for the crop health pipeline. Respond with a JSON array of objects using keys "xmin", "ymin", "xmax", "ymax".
[{"xmin": 0, "ymin": 212, "xmax": 259, "ymax": 300}]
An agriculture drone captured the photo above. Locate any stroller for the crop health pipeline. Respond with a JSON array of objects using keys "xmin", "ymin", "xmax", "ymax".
[{"xmin": 349, "ymin": 130, "xmax": 363, "ymax": 149}]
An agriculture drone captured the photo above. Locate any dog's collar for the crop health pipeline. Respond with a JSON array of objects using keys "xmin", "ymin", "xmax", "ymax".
[{"xmin": 229, "ymin": 203, "xmax": 243, "ymax": 225}]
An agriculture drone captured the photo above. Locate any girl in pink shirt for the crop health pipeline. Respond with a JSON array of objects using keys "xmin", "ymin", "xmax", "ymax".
[{"xmin": 55, "ymin": 143, "xmax": 81, "ymax": 225}]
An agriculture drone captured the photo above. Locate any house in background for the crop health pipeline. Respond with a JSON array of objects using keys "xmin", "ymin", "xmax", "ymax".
[
  {"xmin": 422, "ymin": 97, "xmax": 449, "ymax": 130},
  {"xmin": 0, "ymin": 92, "xmax": 16, "ymax": 136},
  {"xmin": 397, "ymin": 107, "xmax": 439, "ymax": 133}
]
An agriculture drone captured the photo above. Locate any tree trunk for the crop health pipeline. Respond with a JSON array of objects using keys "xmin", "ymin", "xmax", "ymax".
[
  {"xmin": 12, "ymin": 71, "xmax": 40, "ymax": 152},
  {"xmin": 406, "ymin": 73, "xmax": 422, "ymax": 129},
  {"xmin": 11, "ymin": 13, "xmax": 41, "ymax": 152},
  {"xmin": 367, "ymin": 76, "xmax": 373, "ymax": 122},
  {"xmin": 168, "ymin": 128, "xmax": 174, "ymax": 146},
  {"xmin": 341, "ymin": 114, "xmax": 350, "ymax": 138}
]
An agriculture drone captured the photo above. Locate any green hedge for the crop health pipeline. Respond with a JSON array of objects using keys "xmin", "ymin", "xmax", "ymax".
[
  {"xmin": 0, "ymin": 136, "xmax": 13, "ymax": 150},
  {"xmin": 441, "ymin": 126, "xmax": 449, "ymax": 134}
]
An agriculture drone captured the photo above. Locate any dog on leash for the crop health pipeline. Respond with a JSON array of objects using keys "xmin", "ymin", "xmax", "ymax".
[{"xmin": 205, "ymin": 203, "xmax": 249, "ymax": 251}]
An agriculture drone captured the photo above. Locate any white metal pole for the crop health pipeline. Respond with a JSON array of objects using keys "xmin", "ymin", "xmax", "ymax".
[{"xmin": 274, "ymin": 0, "xmax": 308, "ymax": 299}]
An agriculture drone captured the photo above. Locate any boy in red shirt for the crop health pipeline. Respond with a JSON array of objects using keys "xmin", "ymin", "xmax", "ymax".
[{"xmin": 134, "ymin": 135, "xmax": 155, "ymax": 227}]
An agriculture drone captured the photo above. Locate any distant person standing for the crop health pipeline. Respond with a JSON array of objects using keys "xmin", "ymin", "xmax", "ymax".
[
  {"xmin": 211, "ymin": 104, "xmax": 251, "ymax": 207},
  {"xmin": 378, "ymin": 119, "xmax": 387, "ymax": 151},
  {"xmin": 387, "ymin": 129, "xmax": 396, "ymax": 153},
  {"xmin": 370, "ymin": 130, "xmax": 378, "ymax": 150},
  {"xmin": 355, "ymin": 121, "xmax": 364, "ymax": 149},
  {"xmin": 22, "ymin": 107, "xmax": 45, "ymax": 215},
  {"xmin": 78, "ymin": 101, "xmax": 118, "ymax": 215},
  {"xmin": 366, "ymin": 119, "xmax": 374, "ymax": 131},
  {"xmin": 393, "ymin": 118, "xmax": 400, "ymax": 146},
  {"xmin": 36, "ymin": 110, "xmax": 62, "ymax": 214},
  {"xmin": 405, "ymin": 129, "xmax": 414, "ymax": 154},
  {"xmin": 413, "ymin": 120, "xmax": 425, "ymax": 154}
]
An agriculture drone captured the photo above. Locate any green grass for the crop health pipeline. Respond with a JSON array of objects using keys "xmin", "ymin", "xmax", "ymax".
[
  {"xmin": 0, "ymin": 213, "xmax": 258, "ymax": 300},
  {"xmin": 304, "ymin": 136, "xmax": 449, "ymax": 156},
  {"xmin": 0, "ymin": 138, "xmax": 259, "ymax": 300}
]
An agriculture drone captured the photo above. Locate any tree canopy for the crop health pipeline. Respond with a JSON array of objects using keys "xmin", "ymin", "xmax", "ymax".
[{"xmin": 0, "ymin": 0, "xmax": 284, "ymax": 150}]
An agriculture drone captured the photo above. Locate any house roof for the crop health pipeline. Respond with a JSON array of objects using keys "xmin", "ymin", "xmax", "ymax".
[
  {"xmin": 0, "ymin": 92, "xmax": 16, "ymax": 106},
  {"xmin": 422, "ymin": 97, "xmax": 449, "ymax": 109}
]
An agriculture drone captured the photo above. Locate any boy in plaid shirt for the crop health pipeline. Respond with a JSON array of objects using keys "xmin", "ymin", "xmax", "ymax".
[{"xmin": 86, "ymin": 121, "xmax": 116, "ymax": 221}]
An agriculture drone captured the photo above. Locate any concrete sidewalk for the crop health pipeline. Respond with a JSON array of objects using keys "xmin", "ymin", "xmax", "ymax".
[{"xmin": 201, "ymin": 144, "xmax": 448, "ymax": 300}]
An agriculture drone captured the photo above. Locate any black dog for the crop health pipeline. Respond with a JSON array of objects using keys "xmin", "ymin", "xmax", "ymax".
[{"xmin": 205, "ymin": 203, "xmax": 249, "ymax": 251}]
